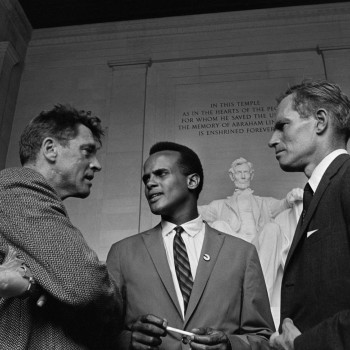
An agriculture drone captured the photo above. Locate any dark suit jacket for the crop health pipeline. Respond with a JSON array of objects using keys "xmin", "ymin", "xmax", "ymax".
[
  {"xmin": 281, "ymin": 154, "xmax": 350, "ymax": 349},
  {"xmin": 107, "ymin": 223, "xmax": 275, "ymax": 350},
  {"xmin": 0, "ymin": 167, "xmax": 122, "ymax": 349}
]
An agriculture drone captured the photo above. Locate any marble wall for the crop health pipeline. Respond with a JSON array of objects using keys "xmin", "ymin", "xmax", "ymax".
[{"xmin": 4, "ymin": 2, "xmax": 350, "ymax": 259}]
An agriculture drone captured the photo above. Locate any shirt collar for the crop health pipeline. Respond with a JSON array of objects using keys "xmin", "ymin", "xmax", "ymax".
[
  {"xmin": 308, "ymin": 149, "xmax": 348, "ymax": 192},
  {"xmin": 162, "ymin": 215, "xmax": 204, "ymax": 238}
]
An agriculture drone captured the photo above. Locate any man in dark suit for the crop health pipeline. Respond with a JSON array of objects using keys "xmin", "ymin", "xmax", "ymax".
[
  {"xmin": 0, "ymin": 105, "xmax": 121, "ymax": 349},
  {"xmin": 268, "ymin": 80, "xmax": 350, "ymax": 350},
  {"xmin": 107, "ymin": 141, "xmax": 275, "ymax": 350}
]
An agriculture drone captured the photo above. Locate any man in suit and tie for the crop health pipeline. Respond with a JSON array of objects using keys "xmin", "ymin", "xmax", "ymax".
[
  {"xmin": 0, "ymin": 105, "xmax": 121, "ymax": 349},
  {"xmin": 268, "ymin": 80, "xmax": 350, "ymax": 350},
  {"xmin": 107, "ymin": 141, "xmax": 275, "ymax": 350}
]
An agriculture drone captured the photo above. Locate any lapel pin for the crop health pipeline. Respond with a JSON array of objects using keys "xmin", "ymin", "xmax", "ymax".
[{"xmin": 203, "ymin": 254, "xmax": 210, "ymax": 261}]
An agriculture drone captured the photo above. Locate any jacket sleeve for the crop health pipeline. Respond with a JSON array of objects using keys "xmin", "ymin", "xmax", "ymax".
[
  {"xmin": 107, "ymin": 242, "xmax": 132, "ymax": 350},
  {"xmin": 228, "ymin": 245, "xmax": 275, "ymax": 349},
  {"xmin": 294, "ymin": 310, "xmax": 350, "ymax": 350},
  {"xmin": 0, "ymin": 171, "xmax": 122, "ymax": 319}
]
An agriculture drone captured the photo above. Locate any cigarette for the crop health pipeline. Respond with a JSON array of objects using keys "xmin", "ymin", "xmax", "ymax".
[{"xmin": 166, "ymin": 326, "xmax": 195, "ymax": 337}]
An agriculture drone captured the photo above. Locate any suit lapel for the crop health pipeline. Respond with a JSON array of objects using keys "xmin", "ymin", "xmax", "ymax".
[
  {"xmin": 184, "ymin": 224, "xmax": 225, "ymax": 326},
  {"xmin": 284, "ymin": 154, "xmax": 349, "ymax": 270},
  {"xmin": 142, "ymin": 225, "xmax": 182, "ymax": 318}
]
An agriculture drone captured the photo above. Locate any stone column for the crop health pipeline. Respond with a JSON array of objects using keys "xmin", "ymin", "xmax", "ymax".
[
  {"xmin": 0, "ymin": 42, "xmax": 20, "ymax": 168},
  {"xmin": 100, "ymin": 59, "xmax": 151, "ymax": 254}
]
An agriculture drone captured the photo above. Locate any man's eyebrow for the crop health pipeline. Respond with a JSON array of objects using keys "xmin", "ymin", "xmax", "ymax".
[
  {"xmin": 81, "ymin": 143, "xmax": 100, "ymax": 152},
  {"xmin": 142, "ymin": 168, "xmax": 169, "ymax": 182},
  {"xmin": 153, "ymin": 168, "xmax": 168, "ymax": 173}
]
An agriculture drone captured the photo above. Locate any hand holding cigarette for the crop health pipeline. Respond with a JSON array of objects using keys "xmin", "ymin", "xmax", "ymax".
[
  {"xmin": 129, "ymin": 314, "xmax": 167, "ymax": 349},
  {"xmin": 185, "ymin": 327, "xmax": 231, "ymax": 350}
]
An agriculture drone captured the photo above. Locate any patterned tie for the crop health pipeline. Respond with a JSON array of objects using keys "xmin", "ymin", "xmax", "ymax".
[
  {"xmin": 173, "ymin": 226, "xmax": 193, "ymax": 313},
  {"xmin": 302, "ymin": 183, "xmax": 313, "ymax": 222}
]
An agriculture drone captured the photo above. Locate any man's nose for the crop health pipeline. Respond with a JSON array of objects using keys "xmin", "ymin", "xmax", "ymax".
[
  {"xmin": 146, "ymin": 175, "xmax": 157, "ymax": 189},
  {"xmin": 90, "ymin": 157, "xmax": 102, "ymax": 172},
  {"xmin": 268, "ymin": 132, "xmax": 279, "ymax": 148}
]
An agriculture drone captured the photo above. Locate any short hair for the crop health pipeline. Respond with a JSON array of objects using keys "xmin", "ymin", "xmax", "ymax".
[
  {"xmin": 19, "ymin": 104, "xmax": 104, "ymax": 165},
  {"xmin": 229, "ymin": 157, "xmax": 254, "ymax": 178},
  {"xmin": 279, "ymin": 80, "xmax": 350, "ymax": 140},
  {"xmin": 149, "ymin": 141, "xmax": 204, "ymax": 198}
]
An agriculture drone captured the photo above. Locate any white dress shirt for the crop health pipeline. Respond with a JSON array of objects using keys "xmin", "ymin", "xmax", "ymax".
[
  {"xmin": 161, "ymin": 216, "xmax": 205, "ymax": 318},
  {"xmin": 308, "ymin": 149, "xmax": 348, "ymax": 192}
]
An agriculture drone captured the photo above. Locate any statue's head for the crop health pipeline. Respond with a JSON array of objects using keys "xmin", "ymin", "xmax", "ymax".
[{"xmin": 228, "ymin": 157, "xmax": 254, "ymax": 190}]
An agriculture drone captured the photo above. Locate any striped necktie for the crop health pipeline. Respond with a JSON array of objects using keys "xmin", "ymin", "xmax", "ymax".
[{"xmin": 173, "ymin": 226, "xmax": 193, "ymax": 313}]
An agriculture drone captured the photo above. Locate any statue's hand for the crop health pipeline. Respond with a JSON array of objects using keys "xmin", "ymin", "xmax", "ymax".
[{"xmin": 286, "ymin": 188, "xmax": 303, "ymax": 206}]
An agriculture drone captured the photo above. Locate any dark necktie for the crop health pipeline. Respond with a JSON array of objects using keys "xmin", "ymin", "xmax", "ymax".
[
  {"xmin": 173, "ymin": 226, "xmax": 193, "ymax": 313},
  {"xmin": 302, "ymin": 183, "xmax": 313, "ymax": 222}
]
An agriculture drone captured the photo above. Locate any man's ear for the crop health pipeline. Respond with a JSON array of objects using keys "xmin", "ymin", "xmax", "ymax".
[
  {"xmin": 187, "ymin": 173, "xmax": 200, "ymax": 191},
  {"xmin": 315, "ymin": 108, "xmax": 329, "ymax": 134},
  {"xmin": 42, "ymin": 137, "xmax": 58, "ymax": 163}
]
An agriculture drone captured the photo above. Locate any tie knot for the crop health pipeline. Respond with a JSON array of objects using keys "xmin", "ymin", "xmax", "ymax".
[
  {"xmin": 304, "ymin": 183, "xmax": 313, "ymax": 195},
  {"xmin": 174, "ymin": 226, "xmax": 184, "ymax": 235}
]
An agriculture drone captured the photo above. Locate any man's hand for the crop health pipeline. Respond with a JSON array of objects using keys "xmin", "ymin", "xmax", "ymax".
[
  {"xmin": 286, "ymin": 188, "xmax": 303, "ymax": 206},
  {"xmin": 0, "ymin": 246, "xmax": 30, "ymax": 297},
  {"xmin": 269, "ymin": 318, "xmax": 301, "ymax": 350},
  {"xmin": 0, "ymin": 246, "xmax": 46, "ymax": 306},
  {"xmin": 190, "ymin": 328, "xmax": 231, "ymax": 350},
  {"xmin": 36, "ymin": 294, "xmax": 47, "ymax": 307},
  {"xmin": 129, "ymin": 314, "xmax": 167, "ymax": 349}
]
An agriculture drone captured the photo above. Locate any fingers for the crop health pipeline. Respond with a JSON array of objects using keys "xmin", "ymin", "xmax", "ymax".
[
  {"xmin": 132, "ymin": 314, "xmax": 167, "ymax": 335},
  {"xmin": 3, "ymin": 246, "xmax": 19, "ymax": 262},
  {"xmin": 282, "ymin": 318, "xmax": 292, "ymax": 330},
  {"xmin": 282, "ymin": 318, "xmax": 299, "ymax": 334},
  {"xmin": 190, "ymin": 328, "xmax": 229, "ymax": 349},
  {"xmin": 269, "ymin": 331, "xmax": 280, "ymax": 348},
  {"xmin": 17, "ymin": 263, "xmax": 35, "ymax": 285},
  {"xmin": 17, "ymin": 264, "xmax": 28, "ymax": 277},
  {"xmin": 139, "ymin": 314, "xmax": 168, "ymax": 329},
  {"xmin": 0, "ymin": 254, "xmax": 25, "ymax": 271},
  {"xmin": 131, "ymin": 332, "xmax": 162, "ymax": 350},
  {"xmin": 282, "ymin": 318, "xmax": 301, "ymax": 339},
  {"xmin": 37, "ymin": 294, "xmax": 47, "ymax": 307},
  {"xmin": 269, "ymin": 318, "xmax": 301, "ymax": 350},
  {"xmin": 191, "ymin": 328, "xmax": 207, "ymax": 336},
  {"xmin": 192, "ymin": 328, "xmax": 222, "ymax": 342},
  {"xmin": 130, "ymin": 314, "xmax": 167, "ymax": 350},
  {"xmin": 270, "ymin": 331, "xmax": 279, "ymax": 342},
  {"xmin": 0, "ymin": 270, "xmax": 29, "ymax": 297}
]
